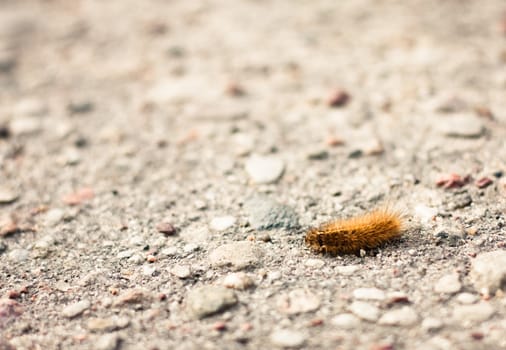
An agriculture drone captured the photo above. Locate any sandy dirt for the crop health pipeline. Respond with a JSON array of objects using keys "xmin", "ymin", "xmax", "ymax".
[{"xmin": 1, "ymin": 0, "xmax": 506, "ymax": 349}]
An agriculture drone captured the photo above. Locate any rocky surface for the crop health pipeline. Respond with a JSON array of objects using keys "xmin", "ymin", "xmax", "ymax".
[{"xmin": 1, "ymin": 0, "xmax": 506, "ymax": 349}]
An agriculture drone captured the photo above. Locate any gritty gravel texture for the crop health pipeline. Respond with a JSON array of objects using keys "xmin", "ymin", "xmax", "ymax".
[{"xmin": 1, "ymin": 0, "xmax": 506, "ymax": 349}]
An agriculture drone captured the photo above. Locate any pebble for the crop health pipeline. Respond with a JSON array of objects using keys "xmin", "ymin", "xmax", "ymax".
[
  {"xmin": 335, "ymin": 265, "xmax": 360, "ymax": 275},
  {"xmin": 244, "ymin": 196, "xmax": 299, "ymax": 230},
  {"xmin": 44, "ymin": 208, "xmax": 65, "ymax": 226},
  {"xmin": 67, "ymin": 99, "xmax": 94, "ymax": 114},
  {"xmin": 62, "ymin": 300, "xmax": 90, "ymax": 318},
  {"xmin": 209, "ymin": 216, "xmax": 236, "ymax": 231},
  {"xmin": 277, "ymin": 289, "xmax": 321, "ymax": 314},
  {"xmin": 13, "ymin": 98, "xmax": 48, "ymax": 117},
  {"xmin": 186, "ymin": 286, "xmax": 237, "ymax": 319},
  {"xmin": 306, "ymin": 149, "xmax": 329, "ymax": 160},
  {"xmin": 330, "ymin": 313, "xmax": 360, "ymax": 329},
  {"xmin": 8, "ymin": 249, "xmax": 29, "ymax": 262},
  {"xmin": 378, "ymin": 306, "xmax": 418, "ymax": 326},
  {"xmin": 128, "ymin": 254, "xmax": 144, "ymax": 264},
  {"xmin": 434, "ymin": 272, "xmax": 461, "ymax": 294},
  {"xmin": 0, "ymin": 188, "xmax": 18, "ymax": 204},
  {"xmin": 9, "ymin": 117, "xmax": 41, "ymax": 136},
  {"xmin": 447, "ymin": 192, "xmax": 472, "ymax": 210},
  {"xmin": 161, "ymin": 246, "xmax": 178, "ymax": 256},
  {"xmin": 209, "ymin": 241, "xmax": 263, "ymax": 270},
  {"xmin": 170, "ymin": 264, "xmax": 191, "ymax": 279},
  {"xmin": 348, "ymin": 301, "xmax": 380, "ymax": 322},
  {"xmin": 222, "ymin": 272, "xmax": 254, "ymax": 290},
  {"xmin": 156, "ymin": 221, "xmax": 177, "ymax": 235},
  {"xmin": 470, "ymin": 250, "xmax": 506, "ymax": 295},
  {"xmin": 95, "ymin": 334, "xmax": 121, "ymax": 350},
  {"xmin": 353, "ymin": 288, "xmax": 386, "ymax": 301},
  {"xmin": 87, "ymin": 316, "xmax": 130, "ymax": 332},
  {"xmin": 421, "ymin": 317, "xmax": 444, "ymax": 332},
  {"xmin": 270, "ymin": 329, "xmax": 306, "ymax": 348},
  {"xmin": 245, "ymin": 155, "xmax": 284, "ymax": 184},
  {"xmin": 183, "ymin": 243, "xmax": 200, "ymax": 253},
  {"xmin": 117, "ymin": 250, "xmax": 135, "ymax": 259},
  {"xmin": 414, "ymin": 204, "xmax": 438, "ymax": 224},
  {"xmin": 114, "ymin": 289, "xmax": 152, "ymax": 306},
  {"xmin": 304, "ymin": 258, "xmax": 325, "ymax": 268},
  {"xmin": 437, "ymin": 115, "xmax": 485, "ymax": 138},
  {"xmin": 142, "ymin": 265, "xmax": 156, "ymax": 276},
  {"xmin": 327, "ymin": 89, "xmax": 350, "ymax": 107},
  {"xmin": 452, "ymin": 302, "xmax": 495, "ymax": 324},
  {"xmin": 456, "ymin": 293, "xmax": 478, "ymax": 304}
]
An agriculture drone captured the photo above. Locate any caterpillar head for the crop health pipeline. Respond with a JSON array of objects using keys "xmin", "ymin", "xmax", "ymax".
[{"xmin": 304, "ymin": 228, "xmax": 324, "ymax": 252}]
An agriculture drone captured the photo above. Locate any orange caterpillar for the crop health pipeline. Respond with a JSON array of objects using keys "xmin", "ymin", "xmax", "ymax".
[{"xmin": 305, "ymin": 209, "xmax": 404, "ymax": 255}]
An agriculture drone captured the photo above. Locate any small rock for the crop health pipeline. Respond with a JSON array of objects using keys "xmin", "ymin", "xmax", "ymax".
[
  {"xmin": 452, "ymin": 302, "xmax": 495, "ymax": 324},
  {"xmin": 327, "ymin": 89, "xmax": 350, "ymax": 107},
  {"xmin": 95, "ymin": 334, "xmax": 121, "ymax": 350},
  {"xmin": 244, "ymin": 196, "xmax": 299, "ymax": 230},
  {"xmin": 335, "ymin": 265, "xmax": 360, "ymax": 275},
  {"xmin": 434, "ymin": 272, "xmax": 461, "ymax": 294},
  {"xmin": 117, "ymin": 250, "xmax": 135, "ymax": 259},
  {"xmin": 8, "ymin": 249, "xmax": 29, "ymax": 262},
  {"xmin": 114, "ymin": 289, "xmax": 152, "ymax": 306},
  {"xmin": 183, "ymin": 243, "xmax": 200, "ymax": 253},
  {"xmin": 270, "ymin": 329, "xmax": 306, "ymax": 348},
  {"xmin": 0, "ymin": 51, "xmax": 16, "ymax": 73},
  {"xmin": 353, "ymin": 288, "xmax": 386, "ymax": 301},
  {"xmin": 209, "ymin": 241, "xmax": 263, "ymax": 270},
  {"xmin": 245, "ymin": 155, "xmax": 284, "ymax": 184},
  {"xmin": 447, "ymin": 192, "xmax": 472, "ymax": 210},
  {"xmin": 348, "ymin": 301, "xmax": 380, "ymax": 322},
  {"xmin": 186, "ymin": 286, "xmax": 237, "ymax": 319},
  {"xmin": 156, "ymin": 221, "xmax": 177, "ymax": 235},
  {"xmin": 170, "ymin": 264, "xmax": 191, "ymax": 279},
  {"xmin": 437, "ymin": 115, "xmax": 485, "ymax": 138},
  {"xmin": 67, "ymin": 99, "xmax": 94, "ymax": 114},
  {"xmin": 87, "ymin": 316, "xmax": 130, "ymax": 332},
  {"xmin": 62, "ymin": 300, "xmax": 91, "ymax": 318},
  {"xmin": 470, "ymin": 250, "xmax": 506, "ymax": 295},
  {"xmin": 161, "ymin": 247, "xmax": 178, "ymax": 256},
  {"xmin": 330, "ymin": 313, "xmax": 360, "ymax": 329},
  {"xmin": 378, "ymin": 306, "xmax": 418, "ymax": 326},
  {"xmin": 306, "ymin": 149, "xmax": 329, "ymax": 160},
  {"xmin": 142, "ymin": 265, "xmax": 156, "ymax": 276},
  {"xmin": 209, "ymin": 216, "xmax": 236, "ymax": 231},
  {"xmin": 222, "ymin": 272, "xmax": 254, "ymax": 290},
  {"xmin": 44, "ymin": 208, "xmax": 65, "ymax": 226},
  {"xmin": 475, "ymin": 177, "xmax": 493, "ymax": 189},
  {"xmin": 9, "ymin": 117, "xmax": 41, "ymax": 136},
  {"xmin": 421, "ymin": 317, "xmax": 444, "ymax": 332},
  {"xmin": 436, "ymin": 173, "xmax": 470, "ymax": 189},
  {"xmin": 0, "ymin": 188, "xmax": 18, "ymax": 204},
  {"xmin": 277, "ymin": 289, "xmax": 320, "ymax": 314},
  {"xmin": 13, "ymin": 98, "xmax": 47, "ymax": 117},
  {"xmin": 304, "ymin": 259, "xmax": 325, "ymax": 268},
  {"xmin": 414, "ymin": 204, "xmax": 438, "ymax": 224},
  {"xmin": 456, "ymin": 293, "xmax": 478, "ymax": 304},
  {"xmin": 62, "ymin": 187, "xmax": 94, "ymax": 206},
  {"xmin": 128, "ymin": 254, "xmax": 144, "ymax": 264}
]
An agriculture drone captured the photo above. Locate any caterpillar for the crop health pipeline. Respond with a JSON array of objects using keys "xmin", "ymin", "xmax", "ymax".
[{"xmin": 304, "ymin": 208, "xmax": 404, "ymax": 255}]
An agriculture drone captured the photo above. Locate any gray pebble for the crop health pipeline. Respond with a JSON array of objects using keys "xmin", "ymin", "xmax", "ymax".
[
  {"xmin": 95, "ymin": 334, "xmax": 121, "ymax": 350},
  {"xmin": 161, "ymin": 246, "xmax": 178, "ymax": 257},
  {"xmin": 452, "ymin": 302, "xmax": 495, "ymax": 324},
  {"xmin": 330, "ymin": 313, "xmax": 360, "ymax": 329},
  {"xmin": 170, "ymin": 264, "xmax": 191, "ymax": 279},
  {"xmin": 456, "ymin": 293, "xmax": 478, "ymax": 304},
  {"xmin": 434, "ymin": 272, "xmax": 461, "ymax": 294},
  {"xmin": 470, "ymin": 250, "xmax": 506, "ymax": 295},
  {"xmin": 87, "ymin": 316, "xmax": 130, "ymax": 332},
  {"xmin": 62, "ymin": 300, "xmax": 91, "ymax": 318},
  {"xmin": 8, "ymin": 249, "xmax": 29, "ymax": 262},
  {"xmin": 244, "ymin": 196, "xmax": 299, "ymax": 230},
  {"xmin": 186, "ymin": 286, "xmax": 237, "ymax": 319},
  {"xmin": 44, "ymin": 208, "xmax": 65, "ymax": 226},
  {"xmin": 277, "ymin": 289, "xmax": 320, "ymax": 314},
  {"xmin": 0, "ymin": 187, "xmax": 18, "ymax": 204},
  {"xmin": 270, "ymin": 329, "xmax": 306, "ymax": 348},
  {"xmin": 245, "ymin": 155, "xmax": 284, "ymax": 184},
  {"xmin": 352, "ymin": 288, "xmax": 386, "ymax": 301},
  {"xmin": 209, "ymin": 216, "xmax": 236, "ymax": 231},
  {"xmin": 348, "ymin": 301, "xmax": 380, "ymax": 322},
  {"xmin": 306, "ymin": 149, "xmax": 329, "ymax": 160},
  {"xmin": 117, "ymin": 250, "xmax": 135, "ymax": 259},
  {"xmin": 209, "ymin": 241, "xmax": 263, "ymax": 270},
  {"xmin": 183, "ymin": 243, "xmax": 200, "ymax": 253},
  {"xmin": 378, "ymin": 306, "xmax": 418, "ymax": 326},
  {"xmin": 437, "ymin": 114, "xmax": 485, "ymax": 138},
  {"xmin": 421, "ymin": 317, "xmax": 444, "ymax": 332}
]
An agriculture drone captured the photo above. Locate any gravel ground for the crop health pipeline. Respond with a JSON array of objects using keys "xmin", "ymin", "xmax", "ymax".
[{"xmin": 1, "ymin": 1, "xmax": 506, "ymax": 349}]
